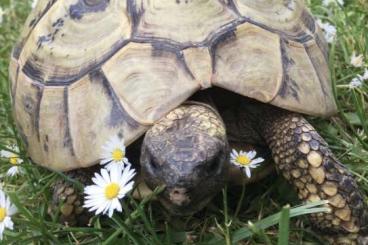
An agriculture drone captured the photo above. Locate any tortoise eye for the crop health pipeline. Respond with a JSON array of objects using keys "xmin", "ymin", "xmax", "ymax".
[
  {"xmin": 208, "ymin": 157, "xmax": 222, "ymax": 175},
  {"xmin": 144, "ymin": 154, "xmax": 159, "ymax": 171},
  {"xmin": 149, "ymin": 158, "xmax": 159, "ymax": 170}
]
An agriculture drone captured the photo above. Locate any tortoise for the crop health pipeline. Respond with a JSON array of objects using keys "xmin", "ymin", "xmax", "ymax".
[{"xmin": 9, "ymin": 0, "xmax": 368, "ymax": 243}]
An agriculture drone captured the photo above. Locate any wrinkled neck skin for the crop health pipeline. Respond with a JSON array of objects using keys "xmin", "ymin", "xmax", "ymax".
[{"xmin": 223, "ymin": 99, "xmax": 296, "ymax": 143}]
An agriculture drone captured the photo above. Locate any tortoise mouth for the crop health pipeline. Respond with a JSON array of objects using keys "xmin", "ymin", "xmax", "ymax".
[
  {"xmin": 143, "ymin": 164, "xmax": 229, "ymax": 215},
  {"xmin": 159, "ymin": 193, "xmax": 215, "ymax": 216}
]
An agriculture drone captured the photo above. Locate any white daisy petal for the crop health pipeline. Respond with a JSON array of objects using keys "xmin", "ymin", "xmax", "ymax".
[
  {"xmin": 100, "ymin": 158, "xmax": 112, "ymax": 165},
  {"xmin": 322, "ymin": 0, "xmax": 344, "ymax": 6},
  {"xmin": 231, "ymin": 149, "xmax": 238, "ymax": 157},
  {"xmin": 0, "ymin": 195, "xmax": 4, "ymax": 208},
  {"xmin": 101, "ymin": 169, "xmax": 111, "ymax": 183},
  {"xmin": 0, "ymin": 7, "xmax": 4, "ymax": 26},
  {"xmin": 95, "ymin": 203, "xmax": 106, "ymax": 215},
  {"xmin": 119, "ymin": 182, "xmax": 134, "ymax": 196},
  {"xmin": 349, "ymin": 76, "xmax": 364, "ymax": 89},
  {"xmin": 3, "ymin": 217, "xmax": 13, "ymax": 230},
  {"xmin": 123, "ymin": 158, "xmax": 131, "ymax": 165},
  {"xmin": 363, "ymin": 69, "xmax": 368, "ymax": 80},
  {"xmin": 92, "ymin": 174, "xmax": 107, "ymax": 188},
  {"xmin": 249, "ymin": 163, "xmax": 260, "ymax": 169},
  {"xmin": 317, "ymin": 19, "xmax": 336, "ymax": 43},
  {"xmin": 247, "ymin": 150, "xmax": 257, "ymax": 159},
  {"xmin": 105, "ymin": 162, "xmax": 125, "ymax": 172},
  {"xmin": 245, "ymin": 167, "xmax": 251, "ymax": 178},
  {"xmin": 6, "ymin": 167, "xmax": 20, "ymax": 177},
  {"xmin": 0, "ymin": 150, "xmax": 12, "ymax": 158},
  {"xmin": 112, "ymin": 198, "xmax": 122, "ymax": 213},
  {"xmin": 31, "ymin": 0, "xmax": 39, "ymax": 9},
  {"xmin": 7, "ymin": 205, "xmax": 17, "ymax": 216},
  {"xmin": 251, "ymin": 157, "xmax": 265, "ymax": 165},
  {"xmin": 84, "ymin": 185, "xmax": 103, "ymax": 195},
  {"xmin": 0, "ymin": 224, "xmax": 4, "ymax": 240},
  {"xmin": 120, "ymin": 166, "xmax": 136, "ymax": 185}
]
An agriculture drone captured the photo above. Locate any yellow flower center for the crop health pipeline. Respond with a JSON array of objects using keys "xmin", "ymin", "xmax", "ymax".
[
  {"xmin": 236, "ymin": 155, "xmax": 251, "ymax": 166},
  {"xmin": 0, "ymin": 207, "xmax": 7, "ymax": 222},
  {"xmin": 104, "ymin": 183, "xmax": 120, "ymax": 200},
  {"xmin": 112, "ymin": 149, "xmax": 124, "ymax": 162},
  {"xmin": 9, "ymin": 156, "xmax": 18, "ymax": 165}
]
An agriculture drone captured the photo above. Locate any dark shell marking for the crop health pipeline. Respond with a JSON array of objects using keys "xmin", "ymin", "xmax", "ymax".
[
  {"xmin": 12, "ymin": 0, "xmax": 59, "ymax": 59},
  {"xmin": 69, "ymin": 0, "xmax": 110, "ymax": 20},
  {"xmin": 22, "ymin": 84, "xmax": 43, "ymax": 141},
  {"xmin": 62, "ymin": 87, "xmax": 75, "ymax": 156},
  {"xmin": 278, "ymin": 39, "xmax": 300, "ymax": 100},
  {"xmin": 89, "ymin": 69, "xmax": 140, "ymax": 129}
]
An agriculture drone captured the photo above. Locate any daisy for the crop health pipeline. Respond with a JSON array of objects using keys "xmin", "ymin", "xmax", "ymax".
[
  {"xmin": 230, "ymin": 149, "xmax": 264, "ymax": 178},
  {"xmin": 0, "ymin": 145, "xmax": 24, "ymax": 177},
  {"xmin": 350, "ymin": 52, "xmax": 364, "ymax": 67},
  {"xmin": 100, "ymin": 136, "xmax": 130, "ymax": 171},
  {"xmin": 317, "ymin": 20, "xmax": 337, "ymax": 43},
  {"xmin": 83, "ymin": 166, "xmax": 136, "ymax": 217},
  {"xmin": 0, "ymin": 191, "xmax": 17, "ymax": 240}
]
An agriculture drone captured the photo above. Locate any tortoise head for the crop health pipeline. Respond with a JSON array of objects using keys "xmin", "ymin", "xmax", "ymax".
[{"xmin": 140, "ymin": 103, "xmax": 229, "ymax": 215}]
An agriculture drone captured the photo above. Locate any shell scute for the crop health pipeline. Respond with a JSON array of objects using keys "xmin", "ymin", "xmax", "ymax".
[
  {"xmin": 212, "ymin": 23, "xmax": 283, "ymax": 103},
  {"xmin": 133, "ymin": 0, "xmax": 239, "ymax": 44},
  {"xmin": 19, "ymin": 0, "xmax": 131, "ymax": 85},
  {"xmin": 102, "ymin": 42, "xmax": 200, "ymax": 124}
]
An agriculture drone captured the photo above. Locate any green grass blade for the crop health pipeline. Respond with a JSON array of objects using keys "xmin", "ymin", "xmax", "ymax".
[
  {"xmin": 231, "ymin": 201, "xmax": 329, "ymax": 244},
  {"xmin": 248, "ymin": 221, "xmax": 272, "ymax": 245},
  {"xmin": 277, "ymin": 205, "xmax": 290, "ymax": 245}
]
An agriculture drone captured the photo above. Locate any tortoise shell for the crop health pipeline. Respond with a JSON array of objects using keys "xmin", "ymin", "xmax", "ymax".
[{"xmin": 9, "ymin": 0, "xmax": 337, "ymax": 171}]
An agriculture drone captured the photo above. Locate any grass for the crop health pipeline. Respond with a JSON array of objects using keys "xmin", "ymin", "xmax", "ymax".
[{"xmin": 0, "ymin": 0, "xmax": 367, "ymax": 244}]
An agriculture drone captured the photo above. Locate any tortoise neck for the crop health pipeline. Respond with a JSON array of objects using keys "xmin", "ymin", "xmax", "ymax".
[
  {"xmin": 237, "ymin": 100, "xmax": 296, "ymax": 138},
  {"xmin": 189, "ymin": 90, "xmax": 217, "ymax": 108}
]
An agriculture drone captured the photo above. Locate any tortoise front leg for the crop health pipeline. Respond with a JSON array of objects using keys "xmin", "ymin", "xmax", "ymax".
[
  {"xmin": 50, "ymin": 168, "xmax": 96, "ymax": 226},
  {"xmin": 262, "ymin": 112, "xmax": 368, "ymax": 243}
]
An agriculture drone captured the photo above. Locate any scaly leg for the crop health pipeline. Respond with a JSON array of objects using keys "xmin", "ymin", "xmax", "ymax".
[
  {"xmin": 260, "ymin": 111, "xmax": 368, "ymax": 244},
  {"xmin": 50, "ymin": 167, "xmax": 97, "ymax": 226},
  {"xmin": 224, "ymin": 98, "xmax": 368, "ymax": 244}
]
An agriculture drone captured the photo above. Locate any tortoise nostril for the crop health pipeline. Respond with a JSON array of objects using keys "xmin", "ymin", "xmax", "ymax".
[{"xmin": 150, "ymin": 159, "xmax": 158, "ymax": 169}]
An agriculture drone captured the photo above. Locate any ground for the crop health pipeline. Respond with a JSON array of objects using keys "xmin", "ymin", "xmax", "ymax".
[{"xmin": 0, "ymin": 0, "xmax": 367, "ymax": 244}]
